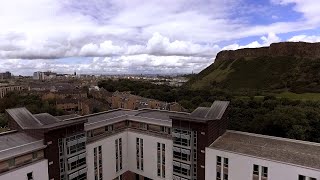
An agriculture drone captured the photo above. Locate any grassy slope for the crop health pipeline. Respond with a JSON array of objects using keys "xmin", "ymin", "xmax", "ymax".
[{"xmin": 187, "ymin": 56, "xmax": 320, "ymax": 93}]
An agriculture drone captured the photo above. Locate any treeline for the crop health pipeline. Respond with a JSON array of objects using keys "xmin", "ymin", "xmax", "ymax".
[
  {"xmin": 98, "ymin": 79, "xmax": 320, "ymax": 143},
  {"xmin": 98, "ymin": 79, "xmax": 232, "ymax": 110},
  {"xmin": 229, "ymin": 96, "xmax": 320, "ymax": 143},
  {"xmin": 0, "ymin": 92, "xmax": 65, "ymax": 128}
]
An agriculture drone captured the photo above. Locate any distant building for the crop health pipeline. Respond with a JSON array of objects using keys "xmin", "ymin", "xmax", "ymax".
[
  {"xmin": 33, "ymin": 71, "xmax": 57, "ymax": 80},
  {"xmin": 0, "ymin": 85, "xmax": 22, "ymax": 98},
  {"xmin": 110, "ymin": 91, "xmax": 186, "ymax": 111},
  {"xmin": 0, "ymin": 71, "xmax": 12, "ymax": 80}
]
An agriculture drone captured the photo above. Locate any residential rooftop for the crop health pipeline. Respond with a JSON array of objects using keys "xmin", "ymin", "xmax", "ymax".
[
  {"xmin": 0, "ymin": 131, "xmax": 45, "ymax": 161},
  {"xmin": 209, "ymin": 130, "xmax": 320, "ymax": 170}
]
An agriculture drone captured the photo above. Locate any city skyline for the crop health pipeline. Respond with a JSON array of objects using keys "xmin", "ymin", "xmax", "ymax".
[{"xmin": 1, "ymin": 0, "xmax": 320, "ymax": 75}]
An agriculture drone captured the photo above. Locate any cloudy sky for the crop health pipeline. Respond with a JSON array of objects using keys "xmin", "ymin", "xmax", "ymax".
[{"xmin": 1, "ymin": 0, "xmax": 320, "ymax": 75}]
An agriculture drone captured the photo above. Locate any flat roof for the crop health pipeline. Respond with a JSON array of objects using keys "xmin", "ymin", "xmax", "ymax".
[
  {"xmin": 0, "ymin": 131, "xmax": 45, "ymax": 161},
  {"xmin": 85, "ymin": 108, "xmax": 189, "ymax": 124},
  {"xmin": 209, "ymin": 130, "xmax": 320, "ymax": 170}
]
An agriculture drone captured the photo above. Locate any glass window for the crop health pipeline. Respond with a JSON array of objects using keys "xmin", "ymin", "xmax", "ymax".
[
  {"xmin": 217, "ymin": 156, "xmax": 222, "ymax": 166},
  {"xmin": 253, "ymin": 164, "xmax": 259, "ymax": 175},
  {"xmin": 224, "ymin": 158, "xmax": 229, "ymax": 168},
  {"xmin": 262, "ymin": 166, "xmax": 268, "ymax": 177},
  {"xmin": 216, "ymin": 172, "xmax": 221, "ymax": 180},
  {"xmin": 27, "ymin": 172, "xmax": 33, "ymax": 180},
  {"xmin": 223, "ymin": 173, "xmax": 228, "ymax": 180},
  {"xmin": 299, "ymin": 175, "xmax": 306, "ymax": 180}
]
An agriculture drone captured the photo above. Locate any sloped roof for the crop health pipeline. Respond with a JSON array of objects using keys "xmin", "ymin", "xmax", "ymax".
[
  {"xmin": 6, "ymin": 107, "xmax": 43, "ymax": 128},
  {"xmin": 210, "ymin": 130, "xmax": 320, "ymax": 170},
  {"xmin": 171, "ymin": 100, "xmax": 230, "ymax": 122}
]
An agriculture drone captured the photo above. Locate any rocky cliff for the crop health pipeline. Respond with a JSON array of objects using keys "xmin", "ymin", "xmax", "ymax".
[
  {"xmin": 215, "ymin": 42, "xmax": 320, "ymax": 63},
  {"xmin": 186, "ymin": 42, "xmax": 320, "ymax": 92}
]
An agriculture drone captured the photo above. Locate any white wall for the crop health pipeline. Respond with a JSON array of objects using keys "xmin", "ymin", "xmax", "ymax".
[
  {"xmin": 127, "ymin": 131, "xmax": 173, "ymax": 180},
  {"xmin": 0, "ymin": 159, "xmax": 49, "ymax": 180},
  {"xmin": 86, "ymin": 131, "xmax": 128, "ymax": 180},
  {"xmin": 205, "ymin": 148, "xmax": 320, "ymax": 180}
]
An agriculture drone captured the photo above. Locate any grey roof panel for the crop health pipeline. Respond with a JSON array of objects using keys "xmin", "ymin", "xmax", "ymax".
[
  {"xmin": 206, "ymin": 101, "xmax": 229, "ymax": 119},
  {"xmin": 0, "ymin": 132, "xmax": 45, "ymax": 161},
  {"xmin": 6, "ymin": 108, "xmax": 42, "ymax": 128},
  {"xmin": 210, "ymin": 131, "xmax": 320, "ymax": 170},
  {"xmin": 56, "ymin": 114, "xmax": 81, "ymax": 120},
  {"xmin": 190, "ymin": 107, "xmax": 210, "ymax": 118},
  {"xmin": 34, "ymin": 113, "xmax": 60, "ymax": 125}
]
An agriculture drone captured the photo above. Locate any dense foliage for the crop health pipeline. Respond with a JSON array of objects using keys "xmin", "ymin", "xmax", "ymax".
[
  {"xmin": 229, "ymin": 97, "xmax": 320, "ymax": 143},
  {"xmin": 0, "ymin": 92, "xmax": 65, "ymax": 127},
  {"xmin": 98, "ymin": 79, "xmax": 233, "ymax": 110},
  {"xmin": 99, "ymin": 79, "xmax": 320, "ymax": 143}
]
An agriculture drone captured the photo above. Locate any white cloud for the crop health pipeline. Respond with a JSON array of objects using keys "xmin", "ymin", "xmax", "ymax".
[
  {"xmin": 0, "ymin": 0, "xmax": 320, "ymax": 74},
  {"xmin": 288, "ymin": 35, "xmax": 320, "ymax": 42}
]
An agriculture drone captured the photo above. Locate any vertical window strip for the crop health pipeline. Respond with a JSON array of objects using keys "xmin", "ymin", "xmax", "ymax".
[
  {"xmin": 136, "ymin": 138, "xmax": 140, "ymax": 170},
  {"xmin": 119, "ymin": 138, "xmax": 122, "ymax": 170},
  {"xmin": 98, "ymin": 146, "xmax": 103, "ymax": 180},
  {"xmin": 140, "ymin": 138, "xmax": 144, "ymax": 171},
  {"xmin": 115, "ymin": 139, "xmax": 119, "ymax": 172}
]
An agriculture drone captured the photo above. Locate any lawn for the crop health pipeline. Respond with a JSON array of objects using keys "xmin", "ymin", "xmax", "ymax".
[{"xmin": 276, "ymin": 92, "xmax": 320, "ymax": 101}]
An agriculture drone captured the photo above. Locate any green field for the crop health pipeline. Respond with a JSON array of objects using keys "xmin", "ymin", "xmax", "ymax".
[{"xmin": 276, "ymin": 92, "xmax": 320, "ymax": 101}]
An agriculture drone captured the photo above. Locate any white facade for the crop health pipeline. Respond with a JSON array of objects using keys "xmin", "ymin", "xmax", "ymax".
[
  {"xmin": 0, "ymin": 159, "xmax": 49, "ymax": 180},
  {"xmin": 205, "ymin": 148, "xmax": 320, "ymax": 180},
  {"xmin": 86, "ymin": 130, "xmax": 173, "ymax": 180},
  {"xmin": 86, "ymin": 131, "xmax": 128, "ymax": 180},
  {"xmin": 127, "ymin": 131, "xmax": 173, "ymax": 180}
]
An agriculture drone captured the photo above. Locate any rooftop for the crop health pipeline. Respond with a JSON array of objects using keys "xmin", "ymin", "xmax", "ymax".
[
  {"xmin": 170, "ymin": 100, "xmax": 230, "ymax": 122},
  {"xmin": 210, "ymin": 130, "xmax": 320, "ymax": 170},
  {"xmin": 0, "ymin": 131, "xmax": 45, "ymax": 161},
  {"xmin": 6, "ymin": 107, "xmax": 86, "ymax": 130}
]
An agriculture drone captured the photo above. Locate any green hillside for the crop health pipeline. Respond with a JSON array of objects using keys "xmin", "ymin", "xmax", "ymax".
[{"xmin": 187, "ymin": 56, "xmax": 320, "ymax": 93}]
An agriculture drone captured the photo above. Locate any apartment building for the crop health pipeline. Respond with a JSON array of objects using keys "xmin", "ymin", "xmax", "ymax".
[
  {"xmin": 0, "ymin": 85, "xmax": 22, "ymax": 98},
  {"xmin": 1, "ymin": 100, "xmax": 320, "ymax": 180}
]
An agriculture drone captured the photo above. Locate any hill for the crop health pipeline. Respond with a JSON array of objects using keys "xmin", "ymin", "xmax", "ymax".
[{"xmin": 186, "ymin": 42, "xmax": 320, "ymax": 93}]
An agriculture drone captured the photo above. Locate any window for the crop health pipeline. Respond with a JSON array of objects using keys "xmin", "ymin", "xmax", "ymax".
[
  {"xmin": 262, "ymin": 166, "xmax": 268, "ymax": 178},
  {"xmin": 223, "ymin": 158, "xmax": 229, "ymax": 168},
  {"xmin": 32, "ymin": 152, "xmax": 38, "ymax": 159},
  {"xmin": 217, "ymin": 156, "xmax": 222, "ymax": 166},
  {"xmin": 115, "ymin": 138, "xmax": 122, "ymax": 172},
  {"xmin": 136, "ymin": 138, "xmax": 143, "ymax": 171},
  {"xmin": 253, "ymin": 164, "xmax": 259, "ymax": 175},
  {"xmin": 216, "ymin": 172, "xmax": 221, "ymax": 180},
  {"xmin": 94, "ymin": 146, "xmax": 103, "ymax": 180},
  {"xmin": 157, "ymin": 142, "xmax": 166, "ymax": 178},
  {"xmin": 8, "ymin": 158, "xmax": 15, "ymax": 167},
  {"xmin": 223, "ymin": 173, "xmax": 228, "ymax": 180},
  {"xmin": 299, "ymin": 175, "xmax": 306, "ymax": 180},
  {"xmin": 299, "ymin": 175, "xmax": 317, "ymax": 180},
  {"xmin": 27, "ymin": 172, "xmax": 33, "ymax": 180}
]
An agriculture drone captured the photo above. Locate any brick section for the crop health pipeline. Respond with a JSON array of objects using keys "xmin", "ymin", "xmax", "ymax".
[{"xmin": 44, "ymin": 123, "xmax": 84, "ymax": 180}]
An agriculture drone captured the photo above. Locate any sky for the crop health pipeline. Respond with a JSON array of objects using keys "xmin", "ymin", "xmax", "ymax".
[{"xmin": 1, "ymin": 0, "xmax": 320, "ymax": 75}]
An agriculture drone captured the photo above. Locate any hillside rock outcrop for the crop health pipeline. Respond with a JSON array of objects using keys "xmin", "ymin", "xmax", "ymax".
[{"xmin": 215, "ymin": 42, "xmax": 320, "ymax": 63}]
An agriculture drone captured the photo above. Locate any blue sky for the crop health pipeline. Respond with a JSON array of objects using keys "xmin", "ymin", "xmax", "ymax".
[{"xmin": 0, "ymin": 0, "xmax": 320, "ymax": 75}]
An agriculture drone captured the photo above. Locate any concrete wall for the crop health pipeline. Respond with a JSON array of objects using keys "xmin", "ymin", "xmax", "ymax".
[
  {"xmin": 0, "ymin": 159, "xmax": 49, "ymax": 180},
  {"xmin": 86, "ymin": 130, "xmax": 173, "ymax": 180},
  {"xmin": 205, "ymin": 148, "xmax": 320, "ymax": 180},
  {"xmin": 127, "ymin": 131, "xmax": 173, "ymax": 180},
  {"xmin": 86, "ymin": 131, "xmax": 128, "ymax": 180}
]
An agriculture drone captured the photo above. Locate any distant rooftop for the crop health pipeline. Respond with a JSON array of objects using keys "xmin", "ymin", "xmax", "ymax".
[
  {"xmin": 0, "ymin": 131, "xmax": 45, "ymax": 161},
  {"xmin": 210, "ymin": 130, "xmax": 320, "ymax": 170}
]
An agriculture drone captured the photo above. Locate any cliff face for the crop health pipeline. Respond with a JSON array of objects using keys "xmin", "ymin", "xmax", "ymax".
[{"xmin": 215, "ymin": 42, "xmax": 320, "ymax": 63}]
